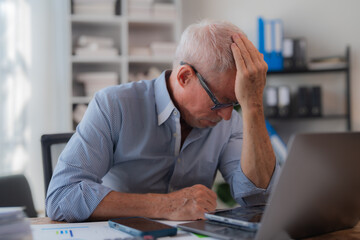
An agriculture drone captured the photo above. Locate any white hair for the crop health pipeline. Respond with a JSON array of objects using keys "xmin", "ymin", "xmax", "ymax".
[{"xmin": 173, "ymin": 19, "xmax": 243, "ymax": 79}]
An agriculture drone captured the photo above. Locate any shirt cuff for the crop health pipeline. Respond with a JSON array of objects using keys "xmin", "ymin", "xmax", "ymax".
[
  {"xmin": 232, "ymin": 161, "xmax": 280, "ymax": 207},
  {"xmin": 58, "ymin": 181, "xmax": 113, "ymax": 222}
]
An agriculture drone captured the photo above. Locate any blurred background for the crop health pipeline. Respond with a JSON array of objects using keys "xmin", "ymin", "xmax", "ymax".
[{"xmin": 0, "ymin": 0, "xmax": 359, "ymax": 215}]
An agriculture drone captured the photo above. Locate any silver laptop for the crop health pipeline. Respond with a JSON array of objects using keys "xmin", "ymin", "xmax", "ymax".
[{"xmin": 179, "ymin": 132, "xmax": 360, "ymax": 240}]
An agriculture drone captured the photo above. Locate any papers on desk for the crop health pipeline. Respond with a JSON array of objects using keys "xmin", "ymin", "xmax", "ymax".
[
  {"xmin": 31, "ymin": 222, "xmax": 128, "ymax": 240},
  {"xmin": 31, "ymin": 220, "xmax": 214, "ymax": 240},
  {"xmin": 0, "ymin": 207, "xmax": 32, "ymax": 240}
]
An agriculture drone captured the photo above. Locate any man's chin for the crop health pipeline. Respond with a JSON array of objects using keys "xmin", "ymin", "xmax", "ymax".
[{"xmin": 198, "ymin": 119, "xmax": 222, "ymax": 128}]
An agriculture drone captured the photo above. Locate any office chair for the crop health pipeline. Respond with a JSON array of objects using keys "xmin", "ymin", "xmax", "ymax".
[
  {"xmin": 41, "ymin": 133, "xmax": 73, "ymax": 197},
  {"xmin": 0, "ymin": 174, "xmax": 38, "ymax": 217}
]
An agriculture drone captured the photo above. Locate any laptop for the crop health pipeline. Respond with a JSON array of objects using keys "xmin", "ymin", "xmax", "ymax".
[{"xmin": 179, "ymin": 132, "xmax": 360, "ymax": 240}]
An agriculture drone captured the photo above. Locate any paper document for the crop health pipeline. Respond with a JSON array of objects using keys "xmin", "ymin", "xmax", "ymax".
[
  {"xmin": 0, "ymin": 207, "xmax": 32, "ymax": 239},
  {"xmin": 31, "ymin": 221, "xmax": 130, "ymax": 240}
]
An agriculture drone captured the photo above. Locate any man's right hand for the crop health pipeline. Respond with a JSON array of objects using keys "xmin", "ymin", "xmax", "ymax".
[
  {"xmin": 160, "ymin": 184, "xmax": 217, "ymax": 220},
  {"xmin": 90, "ymin": 184, "xmax": 217, "ymax": 221}
]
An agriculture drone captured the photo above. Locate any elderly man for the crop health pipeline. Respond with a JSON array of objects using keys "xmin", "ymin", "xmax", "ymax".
[{"xmin": 46, "ymin": 19, "xmax": 278, "ymax": 222}]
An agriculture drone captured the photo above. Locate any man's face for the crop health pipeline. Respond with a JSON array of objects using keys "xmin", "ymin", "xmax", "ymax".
[{"xmin": 180, "ymin": 68, "xmax": 237, "ymax": 128}]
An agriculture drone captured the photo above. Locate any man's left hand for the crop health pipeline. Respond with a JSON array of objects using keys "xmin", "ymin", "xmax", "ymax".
[{"xmin": 231, "ymin": 33, "xmax": 268, "ymax": 111}]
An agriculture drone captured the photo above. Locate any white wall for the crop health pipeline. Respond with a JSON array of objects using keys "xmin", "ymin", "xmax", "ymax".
[
  {"xmin": 24, "ymin": 0, "xmax": 56, "ymax": 215},
  {"xmin": 26, "ymin": 0, "xmax": 70, "ymax": 215},
  {"xmin": 182, "ymin": 0, "xmax": 360, "ymax": 131},
  {"xmin": 0, "ymin": 0, "xmax": 57, "ymax": 215}
]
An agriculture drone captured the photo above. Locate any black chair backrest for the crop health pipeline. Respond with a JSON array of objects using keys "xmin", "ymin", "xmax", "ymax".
[
  {"xmin": 0, "ymin": 174, "xmax": 38, "ymax": 217},
  {"xmin": 41, "ymin": 133, "xmax": 73, "ymax": 197}
]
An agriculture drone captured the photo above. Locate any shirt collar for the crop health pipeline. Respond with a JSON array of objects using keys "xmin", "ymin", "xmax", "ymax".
[{"xmin": 155, "ymin": 70, "xmax": 177, "ymax": 126}]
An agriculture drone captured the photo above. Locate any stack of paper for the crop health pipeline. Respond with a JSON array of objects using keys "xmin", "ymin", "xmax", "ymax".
[
  {"xmin": 129, "ymin": 46, "xmax": 151, "ymax": 56},
  {"xmin": 128, "ymin": 0, "xmax": 153, "ymax": 18},
  {"xmin": 153, "ymin": 3, "xmax": 176, "ymax": 19},
  {"xmin": 128, "ymin": 0, "xmax": 176, "ymax": 19},
  {"xmin": 308, "ymin": 56, "xmax": 347, "ymax": 70},
  {"xmin": 73, "ymin": 0, "xmax": 116, "ymax": 15},
  {"xmin": 76, "ymin": 72, "xmax": 118, "ymax": 96},
  {"xmin": 129, "ymin": 67, "xmax": 161, "ymax": 82},
  {"xmin": 0, "ymin": 207, "xmax": 32, "ymax": 240},
  {"xmin": 129, "ymin": 41, "xmax": 177, "ymax": 57},
  {"xmin": 150, "ymin": 41, "xmax": 177, "ymax": 57},
  {"xmin": 75, "ymin": 35, "xmax": 118, "ymax": 56}
]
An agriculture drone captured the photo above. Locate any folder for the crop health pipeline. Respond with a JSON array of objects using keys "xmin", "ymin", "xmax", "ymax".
[
  {"xmin": 296, "ymin": 87, "xmax": 310, "ymax": 117},
  {"xmin": 264, "ymin": 86, "xmax": 278, "ymax": 118},
  {"xmin": 283, "ymin": 38, "xmax": 294, "ymax": 69},
  {"xmin": 278, "ymin": 86, "xmax": 291, "ymax": 118},
  {"xmin": 283, "ymin": 38, "xmax": 307, "ymax": 70},
  {"xmin": 258, "ymin": 17, "xmax": 284, "ymax": 71},
  {"xmin": 293, "ymin": 38, "xmax": 307, "ymax": 69},
  {"xmin": 310, "ymin": 86, "xmax": 322, "ymax": 117},
  {"xmin": 271, "ymin": 19, "xmax": 283, "ymax": 71}
]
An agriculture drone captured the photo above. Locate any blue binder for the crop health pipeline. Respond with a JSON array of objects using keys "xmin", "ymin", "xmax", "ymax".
[{"xmin": 258, "ymin": 17, "xmax": 284, "ymax": 71}]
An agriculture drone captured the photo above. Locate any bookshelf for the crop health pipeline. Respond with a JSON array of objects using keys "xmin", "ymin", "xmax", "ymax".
[
  {"xmin": 68, "ymin": 0, "xmax": 182, "ymax": 130},
  {"xmin": 265, "ymin": 47, "xmax": 351, "ymax": 143}
]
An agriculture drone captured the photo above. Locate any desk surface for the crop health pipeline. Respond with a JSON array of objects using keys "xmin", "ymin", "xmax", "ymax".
[{"xmin": 29, "ymin": 217, "xmax": 360, "ymax": 239}]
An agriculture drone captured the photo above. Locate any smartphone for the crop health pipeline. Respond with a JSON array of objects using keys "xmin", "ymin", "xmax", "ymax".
[{"xmin": 108, "ymin": 216, "xmax": 177, "ymax": 238}]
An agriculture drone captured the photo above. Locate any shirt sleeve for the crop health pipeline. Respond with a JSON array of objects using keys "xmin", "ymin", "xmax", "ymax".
[
  {"xmin": 218, "ymin": 113, "xmax": 280, "ymax": 207},
  {"xmin": 46, "ymin": 89, "xmax": 121, "ymax": 222}
]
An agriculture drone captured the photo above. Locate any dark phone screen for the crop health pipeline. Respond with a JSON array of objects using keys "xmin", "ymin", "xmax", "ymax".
[{"xmin": 112, "ymin": 217, "xmax": 174, "ymax": 232}]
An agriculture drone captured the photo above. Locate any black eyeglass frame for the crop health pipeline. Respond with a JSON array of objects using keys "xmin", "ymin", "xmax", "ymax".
[{"xmin": 180, "ymin": 61, "xmax": 239, "ymax": 110}]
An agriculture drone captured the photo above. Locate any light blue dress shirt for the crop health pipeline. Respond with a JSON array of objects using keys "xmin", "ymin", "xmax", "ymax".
[{"xmin": 46, "ymin": 70, "xmax": 279, "ymax": 222}]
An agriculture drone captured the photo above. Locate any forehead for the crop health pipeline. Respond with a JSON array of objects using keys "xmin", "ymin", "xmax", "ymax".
[{"xmin": 209, "ymin": 69, "xmax": 237, "ymax": 101}]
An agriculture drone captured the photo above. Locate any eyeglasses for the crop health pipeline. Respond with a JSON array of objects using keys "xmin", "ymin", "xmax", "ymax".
[{"xmin": 180, "ymin": 61, "xmax": 239, "ymax": 111}]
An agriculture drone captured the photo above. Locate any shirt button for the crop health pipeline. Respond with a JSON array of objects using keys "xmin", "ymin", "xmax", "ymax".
[
  {"xmin": 173, "ymin": 110, "xmax": 178, "ymax": 116},
  {"xmin": 177, "ymin": 158, "xmax": 181, "ymax": 163},
  {"xmin": 173, "ymin": 133, "xmax": 178, "ymax": 137}
]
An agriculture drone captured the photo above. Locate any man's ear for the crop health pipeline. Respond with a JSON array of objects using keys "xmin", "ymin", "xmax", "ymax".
[{"xmin": 177, "ymin": 65, "xmax": 195, "ymax": 88}]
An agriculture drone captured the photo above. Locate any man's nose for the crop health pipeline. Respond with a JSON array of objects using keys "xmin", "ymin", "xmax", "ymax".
[{"xmin": 216, "ymin": 107, "xmax": 233, "ymax": 120}]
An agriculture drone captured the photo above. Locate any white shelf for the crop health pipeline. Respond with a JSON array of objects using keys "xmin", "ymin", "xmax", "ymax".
[
  {"xmin": 127, "ymin": 17, "xmax": 177, "ymax": 25},
  {"xmin": 71, "ymin": 15, "xmax": 124, "ymax": 24},
  {"xmin": 128, "ymin": 55, "xmax": 174, "ymax": 63},
  {"xmin": 68, "ymin": 0, "xmax": 182, "ymax": 129},
  {"xmin": 72, "ymin": 55, "xmax": 124, "ymax": 63}
]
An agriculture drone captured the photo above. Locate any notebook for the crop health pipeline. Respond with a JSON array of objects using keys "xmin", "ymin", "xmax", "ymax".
[{"xmin": 179, "ymin": 132, "xmax": 360, "ymax": 240}]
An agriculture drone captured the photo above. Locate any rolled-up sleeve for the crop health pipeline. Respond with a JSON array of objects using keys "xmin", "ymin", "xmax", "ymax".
[
  {"xmin": 46, "ymin": 90, "xmax": 121, "ymax": 222},
  {"xmin": 218, "ymin": 114, "xmax": 280, "ymax": 207}
]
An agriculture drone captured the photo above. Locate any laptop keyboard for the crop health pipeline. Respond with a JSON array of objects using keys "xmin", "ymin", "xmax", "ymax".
[
  {"xmin": 205, "ymin": 220, "xmax": 257, "ymax": 239},
  {"xmin": 216, "ymin": 206, "xmax": 265, "ymax": 222}
]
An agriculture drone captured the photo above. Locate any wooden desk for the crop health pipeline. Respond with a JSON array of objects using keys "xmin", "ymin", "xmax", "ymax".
[
  {"xmin": 29, "ymin": 217, "xmax": 360, "ymax": 239},
  {"xmin": 30, "ymin": 217, "xmax": 66, "ymax": 225}
]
